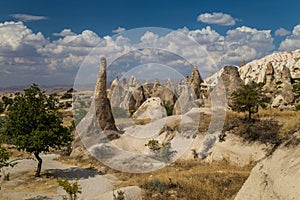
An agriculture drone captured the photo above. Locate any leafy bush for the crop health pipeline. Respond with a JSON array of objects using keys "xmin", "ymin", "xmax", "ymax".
[
  {"xmin": 142, "ymin": 179, "xmax": 166, "ymax": 193},
  {"xmin": 61, "ymin": 92, "xmax": 72, "ymax": 99},
  {"xmin": 145, "ymin": 139, "xmax": 177, "ymax": 162},
  {"xmin": 57, "ymin": 179, "xmax": 81, "ymax": 200},
  {"xmin": 163, "ymin": 103, "xmax": 174, "ymax": 116}
]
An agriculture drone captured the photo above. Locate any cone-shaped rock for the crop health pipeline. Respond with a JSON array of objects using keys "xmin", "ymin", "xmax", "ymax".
[{"xmin": 95, "ymin": 57, "xmax": 119, "ymax": 133}]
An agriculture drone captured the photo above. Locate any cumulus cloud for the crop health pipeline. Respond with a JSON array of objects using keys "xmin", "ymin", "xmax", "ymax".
[
  {"xmin": 53, "ymin": 29, "xmax": 76, "ymax": 37},
  {"xmin": 274, "ymin": 28, "xmax": 291, "ymax": 36},
  {"xmin": 112, "ymin": 27, "xmax": 126, "ymax": 33},
  {"xmin": 10, "ymin": 14, "xmax": 47, "ymax": 22},
  {"xmin": 279, "ymin": 24, "xmax": 300, "ymax": 51},
  {"xmin": 197, "ymin": 12, "xmax": 237, "ymax": 26},
  {"xmin": 0, "ymin": 21, "xmax": 279, "ymax": 87}
]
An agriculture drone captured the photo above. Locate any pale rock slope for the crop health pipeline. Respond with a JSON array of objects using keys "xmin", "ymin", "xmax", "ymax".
[{"xmin": 235, "ymin": 145, "xmax": 300, "ymax": 200}]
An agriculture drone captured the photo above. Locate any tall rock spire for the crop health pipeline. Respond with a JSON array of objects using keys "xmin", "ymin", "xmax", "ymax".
[{"xmin": 95, "ymin": 57, "xmax": 119, "ymax": 135}]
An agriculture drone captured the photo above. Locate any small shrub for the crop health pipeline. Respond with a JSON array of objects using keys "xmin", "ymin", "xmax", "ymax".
[
  {"xmin": 191, "ymin": 149, "xmax": 198, "ymax": 159},
  {"xmin": 163, "ymin": 103, "xmax": 174, "ymax": 116},
  {"xmin": 113, "ymin": 190, "xmax": 125, "ymax": 200},
  {"xmin": 142, "ymin": 179, "xmax": 166, "ymax": 193},
  {"xmin": 61, "ymin": 93, "xmax": 72, "ymax": 99},
  {"xmin": 57, "ymin": 179, "xmax": 81, "ymax": 200},
  {"xmin": 3, "ymin": 173, "xmax": 9, "ymax": 181},
  {"xmin": 145, "ymin": 139, "xmax": 177, "ymax": 162}
]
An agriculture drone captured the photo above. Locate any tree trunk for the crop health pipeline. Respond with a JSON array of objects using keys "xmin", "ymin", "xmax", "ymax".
[
  {"xmin": 248, "ymin": 107, "xmax": 252, "ymax": 120},
  {"xmin": 34, "ymin": 152, "xmax": 42, "ymax": 177}
]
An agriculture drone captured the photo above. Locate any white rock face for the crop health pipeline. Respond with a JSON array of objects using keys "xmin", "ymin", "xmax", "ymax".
[
  {"xmin": 132, "ymin": 97, "xmax": 167, "ymax": 122},
  {"xmin": 239, "ymin": 49, "xmax": 300, "ymax": 84},
  {"xmin": 204, "ymin": 134, "xmax": 268, "ymax": 166},
  {"xmin": 235, "ymin": 145, "xmax": 300, "ymax": 200}
]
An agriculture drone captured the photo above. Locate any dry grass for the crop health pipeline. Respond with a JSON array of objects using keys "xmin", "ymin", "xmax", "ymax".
[{"xmin": 113, "ymin": 160, "xmax": 252, "ymax": 200}]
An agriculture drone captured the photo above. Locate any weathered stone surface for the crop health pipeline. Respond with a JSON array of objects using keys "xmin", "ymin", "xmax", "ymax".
[
  {"xmin": 173, "ymin": 84, "xmax": 198, "ymax": 115},
  {"xmin": 95, "ymin": 57, "xmax": 119, "ymax": 132},
  {"xmin": 132, "ymin": 97, "xmax": 167, "ymax": 123},
  {"xmin": 189, "ymin": 66, "xmax": 203, "ymax": 99},
  {"xmin": 152, "ymin": 85, "xmax": 177, "ymax": 106},
  {"xmin": 220, "ymin": 66, "xmax": 243, "ymax": 106},
  {"xmin": 239, "ymin": 49, "xmax": 300, "ymax": 83},
  {"xmin": 235, "ymin": 145, "xmax": 300, "ymax": 200}
]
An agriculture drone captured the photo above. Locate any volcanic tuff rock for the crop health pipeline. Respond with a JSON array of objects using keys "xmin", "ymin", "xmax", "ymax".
[
  {"xmin": 94, "ymin": 57, "xmax": 119, "ymax": 132},
  {"xmin": 239, "ymin": 49, "xmax": 300, "ymax": 83},
  {"xmin": 189, "ymin": 66, "xmax": 203, "ymax": 99},
  {"xmin": 132, "ymin": 97, "xmax": 167, "ymax": 123},
  {"xmin": 235, "ymin": 145, "xmax": 300, "ymax": 200}
]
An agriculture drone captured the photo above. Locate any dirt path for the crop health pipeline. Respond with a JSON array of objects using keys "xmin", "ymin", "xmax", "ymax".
[{"xmin": 0, "ymin": 154, "xmax": 116, "ymax": 200}]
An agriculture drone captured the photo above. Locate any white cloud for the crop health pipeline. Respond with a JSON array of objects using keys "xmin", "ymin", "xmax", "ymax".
[
  {"xmin": 10, "ymin": 14, "xmax": 47, "ymax": 22},
  {"xmin": 112, "ymin": 27, "xmax": 126, "ymax": 33},
  {"xmin": 53, "ymin": 29, "xmax": 76, "ymax": 37},
  {"xmin": 197, "ymin": 12, "xmax": 237, "ymax": 26},
  {"xmin": 274, "ymin": 28, "xmax": 291, "ymax": 36},
  {"xmin": 279, "ymin": 24, "xmax": 300, "ymax": 51},
  {"xmin": 0, "ymin": 21, "xmax": 279, "ymax": 86}
]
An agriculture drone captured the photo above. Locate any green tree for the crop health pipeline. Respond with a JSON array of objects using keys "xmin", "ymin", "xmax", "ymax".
[
  {"xmin": 293, "ymin": 81, "xmax": 300, "ymax": 99},
  {"xmin": 2, "ymin": 84, "xmax": 72, "ymax": 177},
  {"xmin": 230, "ymin": 82, "xmax": 270, "ymax": 120}
]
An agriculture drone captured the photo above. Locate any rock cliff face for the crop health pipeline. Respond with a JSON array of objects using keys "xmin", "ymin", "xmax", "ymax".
[
  {"xmin": 235, "ymin": 145, "xmax": 300, "ymax": 200},
  {"xmin": 238, "ymin": 50, "xmax": 300, "ymax": 109},
  {"xmin": 239, "ymin": 49, "xmax": 300, "ymax": 83}
]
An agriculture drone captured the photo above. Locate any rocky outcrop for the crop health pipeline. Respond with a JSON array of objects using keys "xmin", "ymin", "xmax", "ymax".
[
  {"xmin": 235, "ymin": 145, "xmax": 300, "ymax": 200},
  {"xmin": 173, "ymin": 84, "xmax": 198, "ymax": 115},
  {"xmin": 238, "ymin": 50, "xmax": 300, "ymax": 109},
  {"xmin": 152, "ymin": 85, "xmax": 177, "ymax": 107},
  {"xmin": 239, "ymin": 49, "xmax": 300, "ymax": 83},
  {"xmin": 132, "ymin": 97, "xmax": 167, "ymax": 123},
  {"xmin": 95, "ymin": 57, "xmax": 119, "ymax": 132},
  {"xmin": 220, "ymin": 66, "xmax": 243, "ymax": 106},
  {"xmin": 189, "ymin": 66, "xmax": 203, "ymax": 99}
]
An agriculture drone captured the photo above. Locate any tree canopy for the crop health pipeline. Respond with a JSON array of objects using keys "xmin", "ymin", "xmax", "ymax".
[
  {"xmin": 230, "ymin": 82, "xmax": 270, "ymax": 120},
  {"xmin": 2, "ymin": 84, "xmax": 72, "ymax": 176}
]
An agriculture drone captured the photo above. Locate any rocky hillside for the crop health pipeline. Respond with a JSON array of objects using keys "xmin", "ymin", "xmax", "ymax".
[{"xmin": 239, "ymin": 49, "xmax": 300, "ymax": 83}]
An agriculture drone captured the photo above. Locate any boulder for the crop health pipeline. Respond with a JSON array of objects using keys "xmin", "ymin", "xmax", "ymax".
[{"xmin": 132, "ymin": 97, "xmax": 167, "ymax": 123}]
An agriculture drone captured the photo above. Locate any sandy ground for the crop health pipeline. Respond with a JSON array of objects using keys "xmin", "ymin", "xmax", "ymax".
[{"xmin": 0, "ymin": 154, "xmax": 116, "ymax": 200}]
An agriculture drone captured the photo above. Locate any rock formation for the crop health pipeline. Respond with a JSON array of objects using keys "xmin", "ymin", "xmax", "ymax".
[
  {"xmin": 235, "ymin": 145, "xmax": 300, "ymax": 200},
  {"xmin": 95, "ymin": 57, "xmax": 119, "ymax": 133},
  {"xmin": 152, "ymin": 85, "xmax": 177, "ymax": 107},
  {"xmin": 132, "ymin": 97, "xmax": 167, "ymax": 124},
  {"xmin": 220, "ymin": 66, "xmax": 243, "ymax": 101},
  {"xmin": 189, "ymin": 66, "xmax": 203, "ymax": 99}
]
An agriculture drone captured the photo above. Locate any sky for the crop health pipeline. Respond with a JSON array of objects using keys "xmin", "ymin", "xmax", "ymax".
[{"xmin": 1, "ymin": 0, "xmax": 300, "ymax": 87}]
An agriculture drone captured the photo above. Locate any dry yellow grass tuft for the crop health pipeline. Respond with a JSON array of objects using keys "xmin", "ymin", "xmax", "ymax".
[{"xmin": 114, "ymin": 160, "xmax": 252, "ymax": 200}]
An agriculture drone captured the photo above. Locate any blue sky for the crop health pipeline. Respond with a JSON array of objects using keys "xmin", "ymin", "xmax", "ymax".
[{"xmin": 1, "ymin": 0, "xmax": 300, "ymax": 87}]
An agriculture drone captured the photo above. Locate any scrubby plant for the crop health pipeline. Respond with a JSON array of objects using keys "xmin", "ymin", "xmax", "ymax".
[
  {"xmin": 191, "ymin": 149, "xmax": 199, "ymax": 159},
  {"xmin": 163, "ymin": 103, "xmax": 174, "ymax": 116},
  {"xmin": 57, "ymin": 179, "xmax": 81, "ymax": 200},
  {"xmin": 113, "ymin": 190, "xmax": 125, "ymax": 200},
  {"xmin": 145, "ymin": 139, "xmax": 177, "ymax": 162}
]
